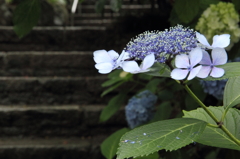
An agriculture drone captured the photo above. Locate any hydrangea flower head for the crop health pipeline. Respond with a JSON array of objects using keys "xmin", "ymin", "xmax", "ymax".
[
  {"xmin": 125, "ymin": 25, "xmax": 198, "ymax": 63},
  {"xmin": 197, "ymin": 48, "xmax": 227, "ymax": 78},
  {"xmin": 171, "ymin": 47, "xmax": 202, "ymax": 80},
  {"xmin": 121, "ymin": 53, "xmax": 155, "ymax": 74},
  {"xmin": 200, "ymin": 79, "xmax": 227, "ymax": 100},
  {"xmin": 196, "ymin": 32, "xmax": 230, "ymax": 49},
  {"xmin": 125, "ymin": 90, "xmax": 157, "ymax": 129},
  {"xmin": 93, "ymin": 50, "xmax": 129, "ymax": 74},
  {"xmin": 195, "ymin": 2, "xmax": 240, "ymax": 50}
]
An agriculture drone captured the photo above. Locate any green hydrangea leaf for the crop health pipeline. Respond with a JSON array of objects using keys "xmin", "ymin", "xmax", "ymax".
[
  {"xmin": 145, "ymin": 63, "xmax": 171, "ymax": 78},
  {"xmin": 224, "ymin": 76, "xmax": 240, "ymax": 109},
  {"xmin": 99, "ymin": 92, "xmax": 127, "ymax": 122},
  {"xmin": 101, "ymin": 128, "xmax": 130, "ymax": 159},
  {"xmin": 173, "ymin": 0, "xmax": 200, "ymax": 24},
  {"xmin": 183, "ymin": 107, "xmax": 240, "ymax": 150},
  {"xmin": 116, "ymin": 118, "xmax": 207, "ymax": 159},
  {"xmin": 203, "ymin": 62, "xmax": 240, "ymax": 81},
  {"xmin": 13, "ymin": 0, "xmax": 41, "ymax": 38}
]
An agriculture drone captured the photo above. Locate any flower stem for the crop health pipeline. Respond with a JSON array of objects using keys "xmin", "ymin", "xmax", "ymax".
[
  {"xmin": 183, "ymin": 84, "xmax": 219, "ymax": 123},
  {"xmin": 183, "ymin": 83, "xmax": 240, "ymax": 147},
  {"xmin": 221, "ymin": 125, "xmax": 240, "ymax": 146}
]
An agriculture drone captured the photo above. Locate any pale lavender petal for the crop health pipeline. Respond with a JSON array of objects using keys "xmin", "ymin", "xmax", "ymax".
[
  {"xmin": 95, "ymin": 63, "xmax": 113, "ymax": 70},
  {"xmin": 175, "ymin": 54, "xmax": 189, "ymax": 68},
  {"xmin": 108, "ymin": 50, "xmax": 119, "ymax": 59},
  {"xmin": 141, "ymin": 53, "xmax": 155, "ymax": 70},
  {"xmin": 212, "ymin": 34, "xmax": 230, "ymax": 48},
  {"xmin": 197, "ymin": 66, "xmax": 211, "ymax": 78},
  {"xmin": 188, "ymin": 65, "xmax": 202, "ymax": 80},
  {"xmin": 122, "ymin": 61, "xmax": 140, "ymax": 73},
  {"xmin": 196, "ymin": 32, "xmax": 211, "ymax": 47},
  {"xmin": 211, "ymin": 48, "xmax": 228, "ymax": 65},
  {"xmin": 199, "ymin": 50, "xmax": 211, "ymax": 65},
  {"xmin": 93, "ymin": 50, "xmax": 112, "ymax": 63},
  {"xmin": 98, "ymin": 69, "xmax": 112, "ymax": 74},
  {"xmin": 189, "ymin": 47, "xmax": 203, "ymax": 66},
  {"xmin": 117, "ymin": 50, "xmax": 130, "ymax": 64},
  {"xmin": 210, "ymin": 67, "xmax": 225, "ymax": 78},
  {"xmin": 171, "ymin": 69, "xmax": 189, "ymax": 80}
]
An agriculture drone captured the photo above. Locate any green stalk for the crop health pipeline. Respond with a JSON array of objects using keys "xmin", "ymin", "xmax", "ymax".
[
  {"xmin": 184, "ymin": 84, "xmax": 219, "ymax": 123},
  {"xmin": 184, "ymin": 83, "xmax": 240, "ymax": 147}
]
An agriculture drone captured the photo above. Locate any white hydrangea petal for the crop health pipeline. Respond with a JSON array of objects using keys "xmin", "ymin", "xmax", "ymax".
[
  {"xmin": 116, "ymin": 50, "xmax": 130, "ymax": 66},
  {"xmin": 212, "ymin": 34, "xmax": 230, "ymax": 48},
  {"xmin": 98, "ymin": 69, "xmax": 113, "ymax": 74},
  {"xmin": 211, "ymin": 48, "xmax": 228, "ymax": 65},
  {"xmin": 108, "ymin": 50, "xmax": 119, "ymax": 59},
  {"xmin": 122, "ymin": 61, "xmax": 140, "ymax": 73},
  {"xmin": 175, "ymin": 54, "xmax": 189, "ymax": 68},
  {"xmin": 171, "ymin": 68, "xmax": 189, "ymax": 80},
  {"xmin": 188, "ymin": 65, "xmax": 202, "ymax": 80},
  {"xmin": 95, "ymin": 63, "xmax": 113, "ymax": 70},
  {"xmin": 93, "ymin": 50, "xmax": 112, "ymax": 63},
  {"xmin": 210, "ymin": 67, "xmax": 225, "ymax": 78},
  {"xmin": 197, "ymin": 66, "xmax": 211, "ymax": 78},
  {"xmin": 189, "ymin": 47, "xmax": 203, "ymax": 66},
  {"xmin": 141, "ymin": 53, "xmax": 155, "ymax": 70},
  {"xmin": 196, "ymin": 32, "xmax": 211, "ymax": 47},
  {"xmin": 199, "ymin": 50, "xmax": 211, "ymax": 65}
]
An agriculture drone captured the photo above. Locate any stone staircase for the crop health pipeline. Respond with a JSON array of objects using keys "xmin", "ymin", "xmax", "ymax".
[
  {"xmin": 0, "ymin": 50, "xmax": 127, "ymax": 158},
  {"xmin": 0, "ymin": 0, "xmax": 169, "ymax": 158}
]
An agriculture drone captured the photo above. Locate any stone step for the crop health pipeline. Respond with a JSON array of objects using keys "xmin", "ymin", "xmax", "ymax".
[
  {"xmin": 0, "ymin": 76, "xmax": 112, "ymax": 105},
  {"xmin": 0, "ymin": 136, "xmax": 106, "ymax": 159},
  {"xmin": 0, "ymin": 105, "xmax": 126, "ymax": 137},
  {"xmin": 78, "ymin": 4, "xmax": 157, "ymax": 14},
  {"xmin": 0, "ymin": 26, "xmax": 130, "ymax": 51},
  {"xmin": 0, "ymin": 51, "xmax": 98, "ymax": 77}
]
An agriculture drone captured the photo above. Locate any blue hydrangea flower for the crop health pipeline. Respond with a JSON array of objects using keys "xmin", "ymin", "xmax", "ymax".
[
  {"xmin": 125, "ymin": 90, "xmax": 157, "ymax": 129},
  {"xmin": 125, "ymin": 25, "xmax": 198, "ymax": 63},
  {"xmin": 199, "ymin": 80, "xmax": 227, "ymax": 100}
]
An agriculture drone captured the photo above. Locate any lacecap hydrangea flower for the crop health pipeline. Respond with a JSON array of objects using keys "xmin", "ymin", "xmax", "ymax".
[
  {"xmin": 195, "ymin": 2, "xmax": 240, "ymax": 50},
  {"xmin": 199, "ymin": 57, "xmax": 240, "ymax": 100},
  {"xmin": 125, "ymin": 90, "xmax": 157, "ymax": 129},
  {"xmin": 125, "ymin": 25, "xmax": 198, "ymax": 63}
]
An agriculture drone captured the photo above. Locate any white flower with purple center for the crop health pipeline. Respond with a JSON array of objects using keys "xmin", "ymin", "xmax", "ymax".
[
  {"xmin": 93, "ymin": 50, "xmax": 129, "ymax": 74},
  {"xmin": 171, "ymin": 47, "xmax": 203, "ymax": 80},
  {"xmin": 197, "ymin": 48, "xmax": 227, "ymax": 78},
  {"xmin": 196, "ymin": 32, "xmax": 230, "ymax": 49},
  {"xmin": 122, "ymin": 53, "xmax": 155, "ymax": 74}
]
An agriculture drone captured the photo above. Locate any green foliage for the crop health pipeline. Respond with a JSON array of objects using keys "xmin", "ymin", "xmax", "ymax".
[
  {"xmin": 232, "ymin": 0, "xmax": 240, "ymax": 11},
  {"xmin": 204, "ymin": 62, "xmax": 240, "ymax": 81},
  {"xmin": 224, "ymin": 76, "xmax": 240, "ymax": 109},
  {"xmin": 101, "ymin": 128, "xmax": 130, "ymax": 159},
  {"xmin": 101, "ymin": 70, "xmax": 132, "ymax": 97},
  {"xmin": 145, "ymin": 63, "xmax": 171, "ymax": 78},
  {"xmin": 95, "ymin": 0, "xmax": 107, "ymax": 13},
  {"xmin": 99, "ymin": 92, "xmax": 127, "ymax": 122},
  {"xmin": 13, "ymin": 0, "xmax": 41, "ymax": 38},
  {"xmin": 145, "ymin": 78, "xmax": 164, "ymax": 93},
  {"xmin": 110, "ymin": 0, "xmax": 122, "ymax": 12},
  {"xmin": 183, "ymin": 107, "xmax": 240, "ymax": 150},
  {"xmin": 173, "ymin": 0, "xmax": 200, "ymax": 24},
  {"xmin": 135, "ymin": 152, "xmax": 159, "ymax": 159},
  {"xmin": 152, "ymin": 101, "xmax": 172, "ymax": 122},
  {"xmin": 116, "ymin": 118, "xmax": 207, "ymax": 159}
]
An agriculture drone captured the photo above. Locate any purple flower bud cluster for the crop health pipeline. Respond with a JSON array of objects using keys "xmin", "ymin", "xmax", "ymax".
[
  {"xmin": 125, "ymin": 25, "xmax": 198, "ymax": 63},
  {"xmin": 125, "ymin": 90, "xmax": 157, "ymax": 129}
]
